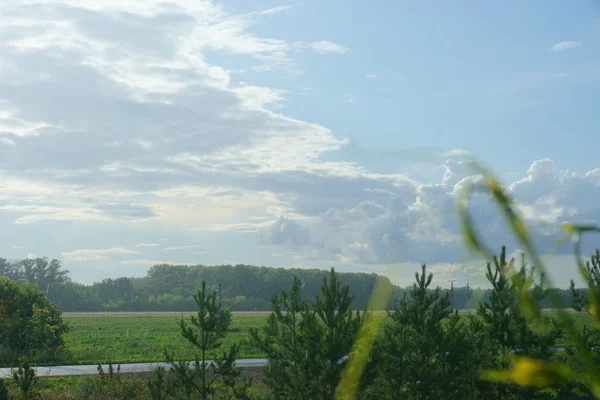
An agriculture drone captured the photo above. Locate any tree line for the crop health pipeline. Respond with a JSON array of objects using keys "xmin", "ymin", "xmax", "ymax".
[{"xmin": 0, "ymin": 257, "xmax": 582, "ymax": 312}]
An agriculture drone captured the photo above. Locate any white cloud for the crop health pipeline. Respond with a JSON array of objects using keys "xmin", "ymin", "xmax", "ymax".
[
  {"xmin": 164, "ymin": 245, "xmax": 202, "ymax": 251},
  {"xmin": 136, "ymin": 140, "xmax": 153, "ymax": 150},
  {"xmin": 0, "ymin": 107, "xmax": 64, "ymax": 137},
  {"xmin": 366, "ymin": 73, "xmax": 377, "ymax": 79},
  {"xmin": 262, "ymin": 158, "xmax": 600, "ymax": 269},
  {"xmin": 135, "ymin": 243, "xmax": 160, "ymax": 248},
  {"xmin": 119, "ymin": 259, "xmax": 195, "ymax": 266},
  {"xmin": 62, "ymin": 247, "xmax": 140, "ymax": 262},
  {"xmin": 439, "ymin": 149, "xmax": 471, "ymax": 157},
  {"xmin": 550, "ymin": 41, "xmax": 582, "ymax": 52},
  {"xmin": 305, "ymin": 41, "xmax": 350, "ymax": 55},
  {"xmin": 0, "ymin": 137, "xmax": 15, "ymax": 145}
]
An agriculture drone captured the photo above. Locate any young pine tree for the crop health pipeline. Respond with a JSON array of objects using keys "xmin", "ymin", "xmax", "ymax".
[
  {"xmin": 171, "ymin": 280, "xmax": 242, "ymax": 400},
  {"xmin": 0, "ymin": 378, "xmax": 8, "ymax": 400},
  {"xmin": 252, "ymin": 268, "xmax": 362, "ymax": 400},
  {"xmin": 478, "ymin": 247, "xmax": 557, "ymax": 399},
  {"xmin": 391, "ymin": 264, "xmax": 452, "ymax": 400},
  {"xmin": 12, "ymin": 362, "xmax": 37, "ymax": 400},
  {"xmin": 571, "ymin": 248, "xmax": 600, "ymax": 318}
]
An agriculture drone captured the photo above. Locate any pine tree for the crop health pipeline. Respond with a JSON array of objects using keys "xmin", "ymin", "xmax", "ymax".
[
  {"xmin": 477, "ymin": 246, "xmax": 556, "ymax": 399},
  {"xmin": 371, "ymin": 264, "xmax": 453, "ymax": 399},
  {"xmin": 250, "ymin": 275, "xmax": 313, "ymax": 399},
  {"xmin": 0, "ymin": 378, "xmax": 8, "ymax": 400},
  {"xmin": 252, "ymin": 268, "xmax": 361, "ymax": 400},
  {"xmin": 12, "ymin": 362, "xmax": 37, "ymax": 400},
  {"xmin": 571, "ymin": 248, "xmax": 600, "ymax": 317},
  {"xmin": 477, "ymin": 246, "xmax": 515, "ymax": 355},
  {"xmin": 170, "ymin": 280, "xmax": 241, "ymax": 400}
]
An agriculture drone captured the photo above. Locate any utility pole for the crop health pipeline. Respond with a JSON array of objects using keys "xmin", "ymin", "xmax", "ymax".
[
  {"xmin": 449, "ymin": 280, "xmax": 455, "ymax": 310},
  {"xmin": 466, "ymin": 279, "xmax": 470, "ymax": 315},
  {"xmin": 180, "ymin": 273, "xmax": 184, "ymax": 323}
]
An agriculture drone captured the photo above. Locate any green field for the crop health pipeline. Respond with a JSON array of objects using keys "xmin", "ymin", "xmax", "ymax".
[
  {"xmin": 61, "ymin": 314, "xmax": 268, "ymax": 365},
  {"xmin": 49, "ymin": 310, "xmax": 597, "ymax": 366}
]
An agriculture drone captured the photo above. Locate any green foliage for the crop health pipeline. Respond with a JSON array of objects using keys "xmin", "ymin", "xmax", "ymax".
[
  {"xmin": 147, "ymin": 366, "xmax": 169, "ymax": 400},
  {"xmin": 458, "ymin": 162, "xmax": 600, "ymax": 398},
  {"xmin": 476, "ymin": 247, "xmax": 555, "ymax": 360},
  {"xmin": 171, "ymin": 280, "xmax": 248, "ymax": 400},
  {"xmin": 0, "ymin": 276, "xmax": 68, "ymax": 364},
  {"xmin": 251, "ymin": 268, "xmax": 361, "ymax": 400},
  {"xmin": 366, "ymin": 264, "xmax": 495, "ymax": 400},
  {"xmin": 0, "ymin": 379, "xmax": 8, "ymax": 400},
  {"xmin": 12, "ymin": 361, "xmax": 38, "ymax": 400},
  {"xmin": 60, "ymin": 314, "xmax": 263, "ymax": 365}
]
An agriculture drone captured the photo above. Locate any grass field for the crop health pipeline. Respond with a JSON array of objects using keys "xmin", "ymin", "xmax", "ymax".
[
  {"xmin": 60, "ymin": 313, "xmax": 268, "ymax": 365},
  {"xmin": 49, "ymin": 310, "xmax": 597, "ymax": 367}
]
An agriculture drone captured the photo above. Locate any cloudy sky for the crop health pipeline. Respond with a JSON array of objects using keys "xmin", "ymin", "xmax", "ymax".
[{"xmin": 1, "ymin": 1, "xmax": 599, "ymax": 287}]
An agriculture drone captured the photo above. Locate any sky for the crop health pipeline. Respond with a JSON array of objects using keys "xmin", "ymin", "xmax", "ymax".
[{"xmin": 0, "ymin": 1, "xmax": 599, "ymax": 288}]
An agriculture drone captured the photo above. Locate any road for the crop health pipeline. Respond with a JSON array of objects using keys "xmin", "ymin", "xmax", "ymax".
[
  {"xmin": 1, "ymin": 342, "xmax": 592, "ymax": 379},
  {"xmin": 0, "ymin": 358, "xmax": 268, "ymax": 379}
]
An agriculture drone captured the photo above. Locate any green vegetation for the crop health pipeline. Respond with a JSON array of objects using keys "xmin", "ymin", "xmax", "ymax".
[
  {"xmin": 9, "ymin": 310, "xmax": 589, "ymax": 368},
  {"xmin": 0, "ymin": 276, "xmax": 68, "ymax": 365},
  {"xmin": 168, "ymin": 280, "xmax": 249, "ymax": 400},
  {"xmin": 0, "ymin": 258, "xmax": 394, "ymax": 312},
  {"xmin": 250, "ymin": 270, "xmax": 363, "ymax": 400},
  {"xmin": 3, "ymin": 262, "xmax": 600, "ymax": 398},
  {"xmin": 59, "ymin": 315, "xmax": 267, "ymax": 365},
  {"xmin": 0, "ymin": 257, "xmax": 584, "ymax": 313}
]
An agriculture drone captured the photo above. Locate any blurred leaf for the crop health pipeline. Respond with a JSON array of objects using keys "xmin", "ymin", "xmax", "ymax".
[{"xmin": 481, "ymin": 357, "xmax": 574, "ymax": 389}]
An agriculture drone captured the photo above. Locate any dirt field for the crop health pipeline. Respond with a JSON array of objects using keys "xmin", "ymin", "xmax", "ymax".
[
  {"xmin": 63, "ymin": 308, "xmax": 578, "ymax": 317},
  {"xmin": 63, "ymin": 311, "xmax": 273, "ymax": 317}
]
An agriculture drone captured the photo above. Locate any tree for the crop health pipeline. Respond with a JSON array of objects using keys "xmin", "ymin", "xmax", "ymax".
[
  {"xmin": 12, "ymin": 362, "xmax": 38, "ymax": 400},
  {"xmin": 477, "ymin": 246, "xmax": 558, "ymax": 399},
  {"xmin": 0, "ymin": 378, "xmax": 8, "ymax": 400},
  {"xmin": 250, "ymin": 276, "xmax": 314, "ymax": 399},
  {"xmin": 0, "ymin": 277, "xmax": 68, "ymax": 363},
  {"xmin": 251, "ymin": 268, "xmax": 362, "ymax": 400},
  {"xmin": 373, "ymin": 264, "xmax": 453, "ymax": 399},
  {"xmin": 147, "ymin": 366, "xmax": 169, "ymax": 400},
  {"xmin": 170, "ymin": 280, "xmax": 241, "ymax": 400},
  {"xmin": 571, "ymin": 248, "xmax": 600, "ymax": 317}
]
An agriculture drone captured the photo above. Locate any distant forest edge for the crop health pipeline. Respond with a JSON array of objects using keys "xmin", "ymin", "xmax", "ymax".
[{"xmin": 0, "ymin": 257, "xmax": 581, "ymax": 312}]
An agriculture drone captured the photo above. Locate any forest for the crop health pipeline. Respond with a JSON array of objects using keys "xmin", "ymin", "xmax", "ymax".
[{"xmin": 0, "ymin": 257, "xmax": 580, "ymax": 312}]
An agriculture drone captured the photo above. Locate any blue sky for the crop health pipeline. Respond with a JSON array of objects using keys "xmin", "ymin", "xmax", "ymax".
[{"xmin": 0, "ymin": 1, "xmax": 599, "ymax": 287}]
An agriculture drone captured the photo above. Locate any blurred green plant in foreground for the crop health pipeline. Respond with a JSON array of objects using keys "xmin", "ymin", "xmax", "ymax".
[
  {"xmin": 457, "ymin": 162, "xmax": 600, "ymax": 398},
  {"xmin": 335, "ymin": 160, "xmax": 600, "ymax": 399}
]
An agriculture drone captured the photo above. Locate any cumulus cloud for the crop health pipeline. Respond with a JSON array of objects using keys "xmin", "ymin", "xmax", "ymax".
[
  {"xmin": 262, "ymin": 158, "xmax": 600, "ymax": 267},
  {"xmin": 550, "ymin": 41, "xmax": 582, "ymax": 52}
]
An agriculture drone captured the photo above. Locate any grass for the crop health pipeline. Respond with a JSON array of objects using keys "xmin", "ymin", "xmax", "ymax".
[
  {"xmin": 27, "ymin": 310, "xmax": 597, "ymax": 367},
  {"xmin": 57, "ymin": 314, "xmax": 268, "ymax": 365}
]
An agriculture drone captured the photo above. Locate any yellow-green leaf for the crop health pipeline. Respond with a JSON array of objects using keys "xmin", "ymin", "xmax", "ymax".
[{"xmin": 481, "ymin": 357, "xmax": 574, "ymax": 389}]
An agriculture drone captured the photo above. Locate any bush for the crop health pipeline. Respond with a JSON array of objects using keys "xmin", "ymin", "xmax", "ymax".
[{"xmin": 0, "ymin": 277, "xmax": 68, "ymax": 364}]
